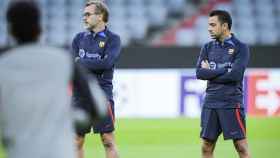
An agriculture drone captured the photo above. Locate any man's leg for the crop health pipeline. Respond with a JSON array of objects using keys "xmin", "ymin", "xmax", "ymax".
[
  {"xmin": 217, "ymin": 108, "xmax": 250, "ymax": 158},
  {"xmin": 201, "ymin": 138, "xmax": 217, "ymax": 158},
  {"xmin": 233, "ymin": 139, "xmax": 250, "ymax": 158},
  {"xmin": 100, "ymin": 132, "xmax": 119, "ymax": 158},
  {"xmin": 76, "ymin": 135, "xmax": 85, "ymax": 158},
  {"xmin": 200, "ymin": 108, "xmax": 221, "ymax": 158}
]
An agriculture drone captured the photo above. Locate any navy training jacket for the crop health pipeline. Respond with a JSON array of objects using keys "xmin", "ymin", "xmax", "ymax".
[{"xmin": 196, "ymin": 34, "xmax": 250, "ymax": 108}]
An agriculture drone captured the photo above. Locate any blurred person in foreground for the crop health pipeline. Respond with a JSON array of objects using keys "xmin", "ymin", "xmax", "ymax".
[
  {"xmin": 0, "ymin": 1, "xmax": 77, "ymax": 158},
  {"xmin": 71, "ymin": 1, "xmax": 121, "ymax": 158},
  {"xmin": 196, "ymin": 10, "xmax": 251, "ymax": 158},
  {"xmin": 0, "ymin": 1, "xmax": 108, "ymax": 158}
]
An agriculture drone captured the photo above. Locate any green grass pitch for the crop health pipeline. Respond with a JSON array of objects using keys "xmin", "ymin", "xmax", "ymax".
[{"xmin": 1, "ymin": 117, "xmax": 280, "ymax": 158}]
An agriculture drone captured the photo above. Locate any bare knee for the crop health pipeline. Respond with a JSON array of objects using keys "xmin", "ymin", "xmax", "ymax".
[
  {"xmin": 235, "ymin": 143, "xmax": 247, "ymax": 153},
  {"xmin": 234, "ymin": 139, "xmax": 250, "ymax": 157},
  {"xmin": 76, "ymin": 136, "xmax": 85, "ymax": 149},
  {"xmin": 103, "ymin": 140, "xmax": 114, "ymax": 149},
  {"xmin": 202, "ymin": 139, "xmax": 216, "ymax": 155},
  {"xmin": 101, "ymin": 133, "xmax": 116, "ymax": 149}
]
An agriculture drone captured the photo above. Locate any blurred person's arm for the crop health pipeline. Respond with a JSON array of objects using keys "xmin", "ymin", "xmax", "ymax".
[
  {"xmin": 72, "ymin": 63, "xmax": 107, "ymax": 121},
  {"xmin": 0, "ymin": 90, "xmax": 7, "ymax": 156}
]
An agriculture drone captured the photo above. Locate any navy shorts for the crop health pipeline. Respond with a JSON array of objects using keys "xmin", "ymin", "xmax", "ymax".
[
  {"xmin": 76, "ymin": 100, "xmax": 115, "ymax": 136},
  {"xmin": 200, "ymin": 107, "xmax": 246, "ymax": 141}
]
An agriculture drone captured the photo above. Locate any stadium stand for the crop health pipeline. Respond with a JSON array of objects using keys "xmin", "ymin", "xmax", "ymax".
[
  {"xmin": 154, "ymin": 0, "xmax": 280, "ymax": 46},
  {"xmin": 0, "ymin": 0, "xmax": 279, "ymax": 47}
]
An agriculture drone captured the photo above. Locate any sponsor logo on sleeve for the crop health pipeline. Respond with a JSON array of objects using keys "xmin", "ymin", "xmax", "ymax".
[{"xmin": 228, "ymin": 48, "xmax": 234, "ymax": 54}]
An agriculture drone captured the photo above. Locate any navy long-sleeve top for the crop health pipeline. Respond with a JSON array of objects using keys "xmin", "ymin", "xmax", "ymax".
[
  {"xmin": 72, "ymin": 27, "xmax": 121, "ymax": 101},
  {"xmin": 196, "ymin": 34, "xmax": 250, "ymax": 108}
]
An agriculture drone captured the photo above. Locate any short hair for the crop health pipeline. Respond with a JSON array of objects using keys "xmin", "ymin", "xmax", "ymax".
[
  {"xmin": 86, "ymin": 0, "xmax": 109, "ymax": 23},
  {"xmin": 209, "ymin": 10, "xmax": 232, "ymax": 30},
  {"xmin": 6, "ymin": 0, "xmax": 41, "ymax": 43}
]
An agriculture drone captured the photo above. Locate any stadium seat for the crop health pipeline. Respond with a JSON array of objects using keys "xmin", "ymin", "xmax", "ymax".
[
  {"xmin": 110, "ymin": 5, "xmax": 127, "ymax": 19},
  {"xmin": 47, "ymin": 28, "xmax": 68, "ymax": 46},
  {"xmin": 196, "ymin": 28, "xmax": 210, "ymax": 45},
  {"xmin": 145, "ymin": 5, "xmax": 167, "ymax": 26},
  {"xmin": 165, "ymin": 0, "xmax": 186, "ymax": 12},
  {"xmin": 258, "ymin": 28, "xmax": 278, "ymax": 45},
  {"xmin": 106, "ymin": 0, "xmax": 126, "ymax": 6},
  {"xmin": 126, "ymin": 5, "xmax": 145, "ymax": 19},
  {"xmin": 126, "ymin": 0, "xmax": 145, "ymax": 7},
  {"xmin": 234, "ymin": 4, "xmax": 253, "ymax": 17},
  {"xmin": 126, "ymin": 17, "xmax": 148, "ymax": 40},
  {"xmin": 236, "ymin": 27, "xmax": 257, "ymax": 45},
  {"xmin": 256, "ymin": 15, "xmax": 276, "ymax": 29},
  {"xmin": 214, "ymin": 3, "xmax": 233, "ymax": 15},
  {"xmin": 175, "ymin": 28, "xmax": 197, "ymax": 46},
  {"xmin": 195, "ymin": 16, "xmax": 208, "ymax": 29}
]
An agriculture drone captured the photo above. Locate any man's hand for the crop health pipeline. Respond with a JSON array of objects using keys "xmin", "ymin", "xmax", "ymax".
[{"xmin": 201, "ymin": 60, "xmax": 210, "ymax": 69}]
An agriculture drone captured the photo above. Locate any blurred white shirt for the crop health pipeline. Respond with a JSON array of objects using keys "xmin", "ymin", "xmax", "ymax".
[{"xmin": 0, "ymin": 43, "xmax": 77, "ymax": 158}]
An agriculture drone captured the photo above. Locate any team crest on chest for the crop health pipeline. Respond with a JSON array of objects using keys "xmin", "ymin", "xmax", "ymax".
[
  {"xmin": 99, "ymin": 41, "xmax": 105, "ymax": 48},
  {"xmin": 228, "ymin": 48, "xmax": 234, "ymax": 54}
]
